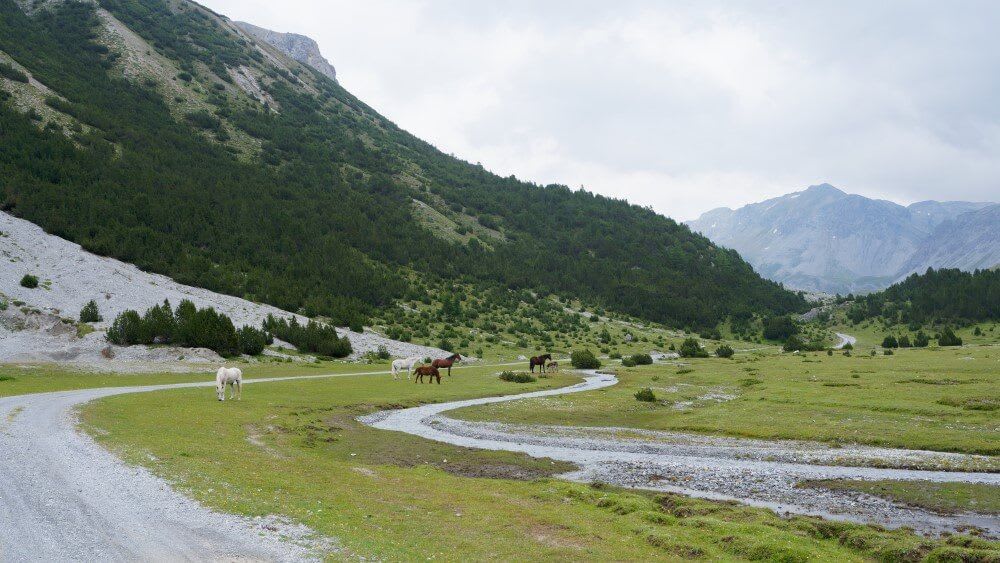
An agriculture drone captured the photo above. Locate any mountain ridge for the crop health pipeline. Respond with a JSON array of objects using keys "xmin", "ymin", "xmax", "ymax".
[
  {"xmin": 687, "ymin": 184, "xmax": 996, "ymax": 294},
  {"xmin": 0, "ymin": 0, "xmax": 805, "ymax": 330}
]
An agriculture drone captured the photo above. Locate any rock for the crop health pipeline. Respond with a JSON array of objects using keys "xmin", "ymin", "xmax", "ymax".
[{"xmin": 235, "ymin": 22, "xmax": 336, "ymax": 82}]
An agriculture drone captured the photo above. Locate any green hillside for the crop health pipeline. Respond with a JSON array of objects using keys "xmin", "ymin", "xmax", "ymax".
[
  {"xmin": 0, "ymin": 0, "xmax": 805, "ymax": 328},
  {"xmin": 847, "ymin": 267, "xmax": 1000, "ymax": 324}
]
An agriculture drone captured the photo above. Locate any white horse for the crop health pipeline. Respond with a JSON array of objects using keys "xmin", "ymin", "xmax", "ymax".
[
  {"xmin": 216, "ymin": 366, "xmax": 243, "ymax": 401},
  {"xmin": 391, "ymin": 355, "xmax": 425, "ymax": 380}
]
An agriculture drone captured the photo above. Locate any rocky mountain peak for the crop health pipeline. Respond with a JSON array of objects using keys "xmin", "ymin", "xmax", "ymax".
[
  {"xmin": 235, "ymin": 21, "xmax": 337, "ymax": 82},
  {"xmin": 686, "ymin": 185, "xmax": 999, "ymax": 294}
]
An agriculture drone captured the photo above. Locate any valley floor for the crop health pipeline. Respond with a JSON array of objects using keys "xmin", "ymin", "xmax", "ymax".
[{"xmin": 0, "ymin": 344, "xmax": 997, "ymax": 560}]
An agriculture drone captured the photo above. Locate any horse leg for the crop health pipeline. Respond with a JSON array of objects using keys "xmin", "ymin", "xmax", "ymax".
[
  {"xmin": 236, "ymin": 380, "xmax": 242, "ymax": 400},
  {"xmin": 435, "ymin": 373, "xmax": 441, "ymax": 384}
]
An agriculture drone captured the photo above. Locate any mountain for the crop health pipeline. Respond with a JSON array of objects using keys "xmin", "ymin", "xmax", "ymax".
[
  {"xmin": 896, "ymin": 204, "xmax": 1000, "ymax": 279},
  {"xmin": 0, "ymin": 0, "xmax": 805, "ymax": 331},
  {"xmin": 234, "ymin": 21, "xmax": 337, "ymax": 82},
  {"xmin": 687, "ymin": 184, "xmax": 997, "ymax": 294}
]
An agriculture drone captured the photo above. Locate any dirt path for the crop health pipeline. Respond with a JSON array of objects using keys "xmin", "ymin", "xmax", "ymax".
[
  {"xmin": 0, "ymin": 369, "xmax": 405, "ymax": 560},
  {"xmin": 361, "ymin": 372, "xmax": 1000, "ymax": 537},
  {"xmin": 834, "ymin": 332, "xmax": 857, "ymax": 349}
]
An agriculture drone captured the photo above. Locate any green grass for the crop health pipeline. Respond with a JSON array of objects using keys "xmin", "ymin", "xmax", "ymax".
[
  {"xmin": 79, "ymin": 366, "xmax": 997, "ymax": 561},
  {"xmin": 801, "ymin": 480, "xmax": 1000, "ymax": 515},
  {"xmin": 0, "ymin": 361, "xmax": 386, "ymax": 397},
  {"xmin": 452, "ymin": 346, "xmax": 1000, "ymax": 456}
]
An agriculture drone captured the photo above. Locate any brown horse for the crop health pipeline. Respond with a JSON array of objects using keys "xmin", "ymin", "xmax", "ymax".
[
  {"xmin": 529, "ymin": 354, "xmax": 552, "ymax": 373},
  {"xmin": 432, "ymin": 353, "xmax": 461, "ymax": 377},
  {"xmin": 413, "ymin": 365, "xmax": 441, "ymax": 384}
]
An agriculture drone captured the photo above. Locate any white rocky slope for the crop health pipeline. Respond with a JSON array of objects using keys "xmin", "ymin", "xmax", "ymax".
[
  {"xmin": 235, "ymin": 21, "xmax": 337, "ymax": 82},
  {"xmin": 0, "ymin": 211, "xmax": 447, "ymax": 368}
]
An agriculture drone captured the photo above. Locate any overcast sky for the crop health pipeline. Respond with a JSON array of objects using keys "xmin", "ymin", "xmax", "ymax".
[{"xmin": 202, "ymin": 0, "xmax": 999, "ymax": 220}]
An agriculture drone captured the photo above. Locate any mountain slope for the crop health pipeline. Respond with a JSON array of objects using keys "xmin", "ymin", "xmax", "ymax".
[
  {"xmin": 687, "ymin": 184, "xmax": 997, "ymax": 294},
  {"xmin": 896, "ymin": 204, "xmax": 1000, "ymax": 280},
  {"xmin": 0, "ymin": 0, "xmax": 805, "ymax": 329}
]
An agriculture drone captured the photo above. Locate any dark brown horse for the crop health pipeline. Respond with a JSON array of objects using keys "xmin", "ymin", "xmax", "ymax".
[
  {"xmin": 413, "ymin": 365, "xmax": 440, "ymax": 384},
  {"xmin": 529, "ymin": 354, "xmax": 552, "ymax": 373},
  {"xmin": 432, "ymin": 353, "xmax": 461, "ymax": 376}
]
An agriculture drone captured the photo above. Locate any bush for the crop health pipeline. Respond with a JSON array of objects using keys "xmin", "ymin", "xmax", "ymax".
[
  {"xmin": 699, "ymin": 328, "xmax": 721, "ymax": 340},
  {"xmin": 913, "ymin": 331, "xmax": 930, "ymax": 347},
  {"xmin": 106, "ymin": 300, "xmax": 245, "ymax": 357},
  {"xmin": 679, "ymin": 338, "xmax": 708, "ymax": 358},
  {"xmin": 0, "ymin": 62, "xmax": 29, "ymax": 83},
  {"xmin": 827, "ymin": 349, "xmax": 833, "ymax": 356},
  {"xmin": 715, "ymin": 345, "xmax": 734, "ymax": 358},
  {"xmin": 621, "ymin": 357, "xmax": 637, "ymax": 367},
  {"xmin": 499, "ymin": 371, "xmax": 536, "ymax": 383},
  {"xmin": 629, "ymin": 353, "xmax": 653, "ymax": 365},
  {"xmin": 570, "ymin": 349, "xmax": 601, "ymax": 369},
  {"xmin": 881, "ymin": 335, "xmax": 898, "ymax": 349},
  {"xmin": 237, "ymin": 326, "xmax": 268, "ymax": 355},
  {"xmin": 938, "ymin": 327, "xmax": 963, "ymax": 347},
  {"xmin": 897, "ymin": 335, "xmax": 911, "ymax": 348},
  {"xmin": 79, "ymin": 300, "xmax": 102, "ymax": 323},
  {"xmin": 783, "ymin": 334, "xmax": 805, "ymax": 352},
  {"xmin": 20, "ymin": 274, "xmax": 39, "ymax": 289},
  {"xmin": 634, "ymin": 387, "xmax": 656, "ymax": 402},
  {"xmin": 842, "ymin": 341, "xmax": 854, "ymax": 350},
  {"xmin": 763, "ymin": 316, "xmax": 798, "ymax": 340},
  {"xmin": 263, "ymin": 314, "xmax": 352, "ymax": 358},
  {"xmin": 106, "ymin": 310, "xmax": 143, "ymax": 345},
  {"xmin": 884, "ymin": 348, "xmax": 894, "ymax": 355}
]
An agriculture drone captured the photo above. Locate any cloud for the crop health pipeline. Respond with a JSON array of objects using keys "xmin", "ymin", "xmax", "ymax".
[{"xmin": 203, "ymin": 0, "xmax": 1000, "ymax": 219}]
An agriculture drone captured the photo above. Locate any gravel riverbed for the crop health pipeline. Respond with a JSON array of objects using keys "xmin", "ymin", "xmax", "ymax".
[{"xmin": 361, "ymin": 372, "xmax": 1000, "ymax": 537}]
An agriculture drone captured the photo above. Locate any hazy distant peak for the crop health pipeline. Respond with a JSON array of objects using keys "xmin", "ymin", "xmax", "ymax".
[
  {"xmin": 686, "ymin": 184, "xmax": 998, "ymax": 294},
  {"xmin": 803, "ymin": 183, "xmax": 844, "ymax": 195}
]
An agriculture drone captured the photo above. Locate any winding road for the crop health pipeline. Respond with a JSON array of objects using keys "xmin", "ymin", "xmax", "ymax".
[
  {"xmin": 363, "ymin": 371, "xmax": 1000, "ymax": 537},
  {"xmin": 0, "ymin": 371, "xmax": 379, "ymax": 561}
]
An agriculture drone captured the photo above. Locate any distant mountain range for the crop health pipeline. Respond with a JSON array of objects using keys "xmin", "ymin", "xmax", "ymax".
[{"xmin": 686, "ymin": 184, "xmax": 999, "ymax": 294}]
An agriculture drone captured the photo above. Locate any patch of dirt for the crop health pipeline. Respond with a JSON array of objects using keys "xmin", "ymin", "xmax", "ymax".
[
  {"xmin": 529, "ymin": 523, "xmax": 588, "ymax": 550},
  {"xmin": 243, "ymin": 424, "xmax": 288, "ymax": 460}
]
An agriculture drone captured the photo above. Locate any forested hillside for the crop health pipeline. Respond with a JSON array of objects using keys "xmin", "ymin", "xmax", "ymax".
[
  {"xmin": 0, "ymin": 0, "xmax": 805, "ymax": 329},
  {"xmin": 847, "ymin": 268, "xmax": 999, "ymax": 324}
]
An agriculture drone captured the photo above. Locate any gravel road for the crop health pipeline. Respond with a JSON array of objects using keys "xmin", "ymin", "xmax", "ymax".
[
  {"xmin": 361, "ymin": 372, "xmax": 1000, "ymax": 537},
  {"xmin": 0, "ymin": 371, "xmax": 385, "ymax": 561},
  {"xmin": 834, "ymin": 332, "xmax": 858, "ymax": 349}
]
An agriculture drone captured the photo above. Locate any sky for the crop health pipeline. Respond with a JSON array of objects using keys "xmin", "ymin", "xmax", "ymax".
[{"xmin": 202, "ymin": 0, "xmax": 1000, "ymax": 221}]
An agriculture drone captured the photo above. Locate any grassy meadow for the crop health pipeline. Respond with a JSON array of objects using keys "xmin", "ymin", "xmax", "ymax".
[
  {"xmin": 2, "ymin": 321, "xmax": 998, "ymax": 560},
  {"xmin": 0, "ymin": 360, "xmax": 388, "ymax": 398},
  {"xmin": 78, "ymin": 364, "xmax": 998, "ymax": 561},
  {"xmin": 452, "ymin": 345, "xmax": 1000, "ymax": 456}
]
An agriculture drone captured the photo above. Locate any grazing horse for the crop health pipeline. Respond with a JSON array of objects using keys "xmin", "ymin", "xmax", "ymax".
[
  {"xmin": 216, "ymin": 366, "xmax": 243, "ymax": 401},
  {"xmin": 413, "ymin": 365, "xmax": 441, "ymax": 384},
  {"xmin": 529, "ymin": 354, "xmax": 552, "ymax": 373},
  {"xmin": 391, "ymin": 355, "xmax": 425, "ymax": 380},
  {"xmin": 431, "ymin": 353, "xmax": 461, "ymax": 377},
  {"xmin": 546, "ymin": 361, "xmax": 559, "ymax": 373}
]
